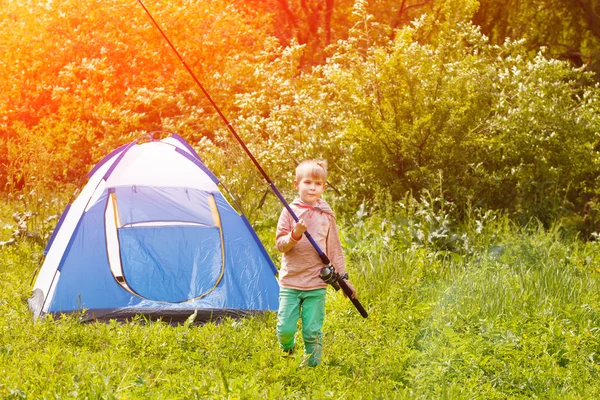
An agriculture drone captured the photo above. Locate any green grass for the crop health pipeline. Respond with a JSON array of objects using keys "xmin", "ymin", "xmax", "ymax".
[{"xmin": 2, "ymin": 197, "xmax": 600, "ymax": 399}]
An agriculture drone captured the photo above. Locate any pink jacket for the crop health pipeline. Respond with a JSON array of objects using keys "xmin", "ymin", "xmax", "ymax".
[{"xmin": 275, "ymin": 198, "xmax": 346, "ymax": 290}]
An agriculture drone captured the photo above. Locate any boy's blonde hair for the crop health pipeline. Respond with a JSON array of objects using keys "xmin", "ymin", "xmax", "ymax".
[{"xmin": 295, "ymin": 159, "xmax": 328, "ymax": 181}]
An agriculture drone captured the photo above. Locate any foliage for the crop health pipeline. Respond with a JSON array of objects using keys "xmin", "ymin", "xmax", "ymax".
[
  {"xmin": 231, "ymin": 7, "xmax": 600, "ymax": 231},
  {"xmin": 475, "ymin": 49, "xmax": 600, "ymax": 228},
  {"xmin": 473, "ymin": 0, "xmax": 600, "ymax": 78},
  {"xmin": 0, "ymin": 190, "xmax": 71, "ymax": 249},
  {"xmin": 255, "ymin": 0, "xmax": 464, "ymax": 67},
  {"xmin": 3, "ymin": 0, "xmax": 600, "ymax": 235},
  {"xmin": 0, "ymin": 0, "xmax": 275, "ymax": 193}
]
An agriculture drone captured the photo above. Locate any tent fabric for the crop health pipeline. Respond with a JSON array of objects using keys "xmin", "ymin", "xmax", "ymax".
[{"xmin": 29, "ymin": 134, "xmax": 279, "ymax": 323}]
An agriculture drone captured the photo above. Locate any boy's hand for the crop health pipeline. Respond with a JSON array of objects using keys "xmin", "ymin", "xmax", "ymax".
[
  {"xmin": 291, "ymin": 218, "xmax": 307, "ymax": 240},
  {"xmin": 343, "ymin": 280, "xmax": 357, "ymax": 299}
]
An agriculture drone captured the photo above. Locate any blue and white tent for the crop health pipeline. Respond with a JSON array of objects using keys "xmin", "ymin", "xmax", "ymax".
[{"xmin": 29, "ymin": 133, "xmax": 279, "ymax": 323}]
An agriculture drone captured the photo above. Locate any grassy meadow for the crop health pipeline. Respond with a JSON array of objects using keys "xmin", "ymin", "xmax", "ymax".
[{"xmin": 2, "ymin": 193, "xmax": 600, "ymax": 399}]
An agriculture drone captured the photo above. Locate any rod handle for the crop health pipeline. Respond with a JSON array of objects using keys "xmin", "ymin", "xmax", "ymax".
[{"xmin": 339, "ymin": 279, "xmax": 368, "ymax": 318}]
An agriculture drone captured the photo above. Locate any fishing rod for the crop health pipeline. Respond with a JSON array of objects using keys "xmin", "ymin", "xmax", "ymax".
[{"xmin": 136, "ymin": 0, "xmax": 367, "ymax": 318}]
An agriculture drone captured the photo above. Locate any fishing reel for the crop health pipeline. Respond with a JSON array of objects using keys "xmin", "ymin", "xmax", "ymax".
[
  {"xmin": 319, "ymin": 265, "xmax": 348, "ymax": 291},
  {"xmin": 319, "ymin": 265, "xmax": 368, "ymax": 318}
]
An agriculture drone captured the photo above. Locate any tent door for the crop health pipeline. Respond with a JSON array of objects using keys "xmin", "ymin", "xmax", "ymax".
[{"xmin": 104, "ymin": 191, "xmax": 225, "ymax": 303}]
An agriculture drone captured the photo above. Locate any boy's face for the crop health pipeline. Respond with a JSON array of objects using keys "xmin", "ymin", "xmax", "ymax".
[{"xmin": 294, "ymin": 175, "xmax": 326, "ymax": 206}]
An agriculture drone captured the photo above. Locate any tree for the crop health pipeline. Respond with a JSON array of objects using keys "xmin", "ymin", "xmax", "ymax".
[
  {"xmin": 257, "ymin": 0, "xmax": 447, "ymax": 67},
  {"xmin": 230, "ymin": 2, "xmax": 600, "ymax": 229},
  {"xmin": 473, "ymin": 0, "xmax": 600, "ymax": 78},
  {"xmin": 0, "ymin": 0, "xmax": 274, "ymax": 191}
]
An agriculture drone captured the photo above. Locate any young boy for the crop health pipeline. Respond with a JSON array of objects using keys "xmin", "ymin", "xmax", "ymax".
[{"xmin": 275, "ymin": 159, "xmax": 356, "ymax": 367}]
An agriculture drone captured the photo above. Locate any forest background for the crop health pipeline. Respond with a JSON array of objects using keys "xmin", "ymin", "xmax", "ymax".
[
  {"xmin": 3, "ymin": 0, "xmax": 600, "ymax": 231},
  {"xmin": 3, "ymin": 0, "xmax": 600, "ymax": 398}
]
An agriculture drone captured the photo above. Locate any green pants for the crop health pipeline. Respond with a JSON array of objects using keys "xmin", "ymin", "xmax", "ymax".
[{"xmin": 276, "ymin": 287, "xmax": 327, "ymax": 367}]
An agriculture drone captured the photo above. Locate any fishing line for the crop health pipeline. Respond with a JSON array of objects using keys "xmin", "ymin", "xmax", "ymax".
[{"xmin": 136, "ymin": 0, "xmax": 367, "ymax": 317}]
